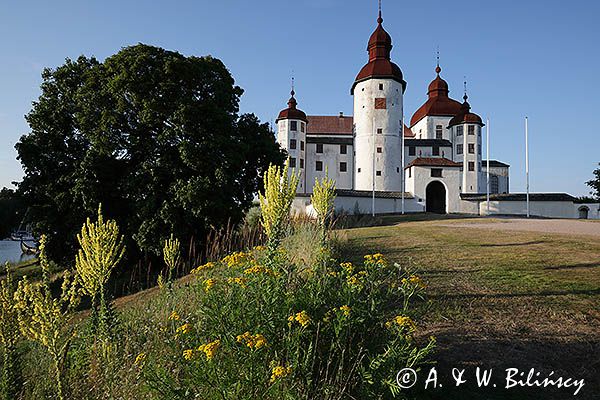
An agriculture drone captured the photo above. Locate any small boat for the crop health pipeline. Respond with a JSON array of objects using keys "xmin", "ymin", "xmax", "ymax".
[
  {"xmin": 20, "ymin": 241, "xmax": 39, "ymax": 255},
  {"xmin": 10, "ymin": 230, "xmax": 35, "ymax": 242}
]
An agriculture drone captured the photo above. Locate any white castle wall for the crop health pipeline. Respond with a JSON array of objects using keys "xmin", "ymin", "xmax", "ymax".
[
  {"xmin": 277, "ymin": 119, "xmax": 307, "ymax": 193},
  {"xmin": 305, "ymin": 142, "xmax": 353, "ymax": 192},
  {"xmin": 411, "ymin": 116, "xmax": 453, "ymax": 140},
  {"xmin": 478, "ymin": 201, "xmax": 600, "ymax": 219},
  {"xmin": 405, "ymin": 166, "xmax": 462, "ymax": 213},
  {"xmin": 353, "ymin": 78, "xmax": 403, "ymax": 192}
]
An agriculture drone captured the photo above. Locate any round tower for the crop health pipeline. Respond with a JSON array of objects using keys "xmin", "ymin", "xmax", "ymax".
[
  {"xmin": 352, "ymin": 8, "xmax": 406, "ymax": 192},
  {"xmin": 276, "ymin": 88, "xmax": 308, "ymax": 193},
  {"xmin": 448, "ymin": 93, "xmax": 484, "ymax": 193}
]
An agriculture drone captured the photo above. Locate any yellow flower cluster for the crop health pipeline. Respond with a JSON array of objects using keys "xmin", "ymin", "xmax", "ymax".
[
  {"xmin": 243, "ymin": 264, "xmax": 277, "ymax": 276},
  {"xmin": 168, "ymin": 310, "xmax": 180, "ymax": 321},
  {"xmin": 340, "ymin": 262, "xmax": 354, "ymax": 274},
  {"xmin": 134, "ymin": 352, "xmax": 146, "ymax": 365},
  {"xmin": 338, "ymin": 305, "xmax": 351, "ymax": 317},
  {"xmin": 226, "ymin": 277, "xmax": 248, "ymax": 288},
  {"xmin": 203, "ymin": 278, "xmax": 216, "ymax": 291},
  {"xmin": 288, "ymin": 311, "xmax": 311, "ymax": 328},
  {"xmin": 364, "ymin": 253, "xmax": 388, "ymax": 267},
  {"xmin": 222, "ymin": 251, "xmax": 253, "ymax": 268},
  {"xmin": 190, "ymin": 261, "xmax": 215, "ymax": 274},
  {"xmin": 385, "ymin": 315, "xmax": 416, "ymax": 331},
  {"xmin": 236, "ymin": 331, "xmax": 267, "ymax": 350},
  {"xmin": 183, "ymin": 349, "xmax": 194, "ymax": 360},
  {"xmin": 253, "ymin": 245, "xmax": 266, "ymax": 251},
  {"xmin": 198, "ymin": 339, "xmax": 221, "ymax": 360},
  {"xmin": 327, "ymin": 271, "xmax": 339, "ymax": 277},
  {"xmin": 270, "ymin": 364, "xmax": 293, "ymax": 383},
  {"xmin": 346, "ymin": 270, "xmax": 367, "ymax": 287},
  {"xmin": 176, "ymin": 323, "xmax": 192, "ymax": 335},
  {"xmin": 402, "ymin": 275, "xmax": 426, "ymax": 288}
]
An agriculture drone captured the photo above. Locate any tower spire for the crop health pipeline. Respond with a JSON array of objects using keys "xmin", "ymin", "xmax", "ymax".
[
  {"xmin": 463, "ymin": 77, "xmax": 468, "ymax": 102},
  {"xmin": 435, "ymin": 47, "xmax": 441, "ymax": 75},
  {"xmin": 378, "ymin": 0, "xmax": 383, "ymax": 24}
]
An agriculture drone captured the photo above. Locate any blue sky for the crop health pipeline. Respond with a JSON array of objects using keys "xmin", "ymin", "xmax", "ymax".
[{"xmin": 0, "ymin": 0, "xmax": 598, "ymax": 195}]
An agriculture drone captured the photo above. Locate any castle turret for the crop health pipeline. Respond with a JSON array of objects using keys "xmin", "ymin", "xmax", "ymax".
[
  {"xmin": 448, "ymin": 93, "xmax": 484, "ymax": 193},
  {"xmin": 352, "ymin": 8, "xmax": 406, "ymax": 192},
  {"xmin": 276, "ymin": 88, "xmax": 308, "ymax": 193}
]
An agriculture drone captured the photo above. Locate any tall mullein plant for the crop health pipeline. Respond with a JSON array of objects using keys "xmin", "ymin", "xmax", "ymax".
[
  {"xmin": 0, "ymin": 264, "xmax": 21, "ymax": 400},
  {"xmin": 259, "ymin": 162, "xmax": 299, "ymax": 253},
  {"xmin": 75, "ymin": 205, "xmax": 125, "ymax": 337},
  {"xmin": 161, "ymin": 234, "xmax": 181, "ymax": 290},
  {"xmin": 311, "ymin": 173, "xmax": 337, "ymax": 246},
  {"xmin": 14, "ymin": 236, "xmax": 80, "ymax": 400}
]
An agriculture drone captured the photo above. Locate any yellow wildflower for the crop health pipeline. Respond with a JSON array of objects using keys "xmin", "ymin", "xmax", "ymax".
[
  {"xmin": 270, "ymin": 364, "xmax": 293, "ymax": 383},
  {"xmin": 191, "ymin": 261, "xmax": 215, "ymax": 274},
  {"xmin": 176, "ymin": 323, "xmax": 192, "ymax": 335},
  {"xmin": 168, "ymin": 310, "xmax": 180, "ymax": 321},
  {"xmin": 243, "ymin": 264, "xmax": 277, "ymax": 276},
  {"xmin": 236, "ymin": 331, "xmax": 267, "ymax": 350},
  {"xmin": 253, "ymin": 245, "xmax": 266, "ymax": 251},
  {"xmin": 222, "ymin": 251, "xmax": 252, "ymax": 268},
  {"xmin": 288, "ymin": 311, "xmax": 311, "ymax": 328},
  {"xmin": 226, "ymin": 277, "xmax": 248, "ymax": 288},
  {"xmin": 385, "ymin": 315, "xmax": 416, "ymax": 331},
  {"xmin": 340, "ymin": 262, "xmax": 354, "ymax": 274},
  {"xmin": 339, "ymin": 305, "xmax": 351, "ymax": 317},
  {"xmin": 198, "ymin": 339, "xmax": 221, "ymax": 360},
  {"xmin": 203, "ymin": 278, "xmax": 216, "ymax": 291},
  {"xmin": 327, "ymin": 270, "xmax": 339, "ymax": 277},
  {"xmin": 134, "ymin": 352, "xmax": 146, "ymax": 365},
  {"xmin": 183, "ymin": 349, "xmax": 195, "ymax": 360}
]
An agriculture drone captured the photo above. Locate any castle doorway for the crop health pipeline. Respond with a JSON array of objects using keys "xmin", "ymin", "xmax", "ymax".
[{"xmin": 426, "ymin": 181, "xmax": 446, "ymax": 214}]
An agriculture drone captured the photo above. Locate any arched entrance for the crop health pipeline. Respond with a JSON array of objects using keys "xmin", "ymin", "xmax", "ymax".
[
  {"xmin": 426, "ymin": 181, "xmax": 446, "ymax": 214},
  {"xmin": 578, "ymin": 206, "xmax": 589, "ymax": 219}
]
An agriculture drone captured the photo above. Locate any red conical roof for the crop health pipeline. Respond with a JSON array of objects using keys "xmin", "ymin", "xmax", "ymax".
[
  {"xmin": 448, "ymin": 94, "xmax": 484, "ymax": 127},
  {"xmin": 410, "ymin": 64, "xmax": 462, "ymax": 126},
  {"xmin": 351, "ymin": 11, "xmax": 406, "ymax": 94},
  {"xmin": 276, "ymin": 89, "xmax": 308, "ymax": 123}
]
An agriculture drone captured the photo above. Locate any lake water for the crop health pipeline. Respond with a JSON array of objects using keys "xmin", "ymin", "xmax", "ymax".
[{"xmin": 0, "ymin": 240, "xmax": 36, "ymax": 265}]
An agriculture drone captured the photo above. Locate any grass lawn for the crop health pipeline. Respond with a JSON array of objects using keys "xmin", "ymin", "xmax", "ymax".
[{"xmin": 341, "ymin": 215, "xmax": 600, "ymax": 400}]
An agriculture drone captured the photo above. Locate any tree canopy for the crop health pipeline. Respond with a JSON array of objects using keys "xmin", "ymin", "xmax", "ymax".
[
  {"xmin": 587, "ymin": 163, "xmax": 600, "ymax": 200},
  {"xmin": 16, "ymin": 44, "xmax": 284, "ymax": 260}
]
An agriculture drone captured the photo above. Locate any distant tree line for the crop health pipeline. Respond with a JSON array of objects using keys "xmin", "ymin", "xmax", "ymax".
[
  {"xmin": 0, "ymin": 188, "xmax": 25, "ymax": 238},
  {"xmin": 15, "ymin": 44, "xmax": 284, "ymax": 264}
]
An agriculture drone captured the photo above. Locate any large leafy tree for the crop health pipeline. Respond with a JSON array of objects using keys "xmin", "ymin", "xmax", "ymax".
[
  {"xmin": 16, "ymin": 44, "xmax": 284, "ymax": 261},
  {"xmin": 586, "ymin": 163, "xmax": 600, "ymax": 200}
]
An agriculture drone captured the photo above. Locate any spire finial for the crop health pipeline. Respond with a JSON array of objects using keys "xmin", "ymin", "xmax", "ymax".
[
  {"xmin": 291, "ymin": 75, "xmax": 295, "ymax": 97},
  {"xmin": 435, "ymin": 47, "xmax": 441, "ymax": 75},
  {"xmin": 377, "ymin": 0, "xmax": 383, "ymax": 24},
  {"xmin": 463, "ymin": 77, "xmax": 468, "ymax": 101}
]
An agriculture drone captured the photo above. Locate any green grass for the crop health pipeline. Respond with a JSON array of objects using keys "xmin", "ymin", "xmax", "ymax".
[{"xmin": 339, "ymin": 216, "xmax": 600, "ymax": 399}]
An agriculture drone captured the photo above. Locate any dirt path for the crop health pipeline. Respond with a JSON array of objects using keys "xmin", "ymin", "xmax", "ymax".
[{"xmin": 438, "ymin": 217, "xmax": 600, "ymax": 237}]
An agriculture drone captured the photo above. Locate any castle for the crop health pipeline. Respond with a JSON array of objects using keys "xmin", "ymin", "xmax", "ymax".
[{"xmin": 275, "ymin": 9, "xmax": 598, "ymax": 219}]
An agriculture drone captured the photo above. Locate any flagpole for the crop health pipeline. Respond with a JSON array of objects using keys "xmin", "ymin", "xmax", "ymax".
[
  {"xmin": 486, "ymin": 118, "xmax": 490, "ymax": 214},
  {"xmin": 372, "ymin": 116, "xmax": 376, "ymax": 217},
  {"xmin": 525, "ymin": 116, "xmax": 530, "ymax": 218}
]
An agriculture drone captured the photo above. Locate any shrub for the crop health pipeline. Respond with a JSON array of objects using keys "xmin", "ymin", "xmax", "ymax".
[
  {"xmin": 0, "ymin": 264, "xmax": 21, "ymax": 400},
  {"xmin": 311, "ymin": 173, "xmax": 336, "ymax": 245}
]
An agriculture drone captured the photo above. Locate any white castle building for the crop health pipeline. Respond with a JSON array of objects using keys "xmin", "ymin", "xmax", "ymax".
[{"xmin": 276, "ymin": 10, "xmax": 599, "ymax": 219}]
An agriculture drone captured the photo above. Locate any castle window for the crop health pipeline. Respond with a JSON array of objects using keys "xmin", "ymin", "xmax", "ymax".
[
  {"xmin": 379, "ymin": 83, "xmax": 384, "ymax": 90},
  {"xmin": 431, "ymin": 168, "xmax": 443, "ymax": 178},
  {"xmin": 340, "ymin": 144, "xmax": 347, "ymax": 154},
  {"xmin": 374, "ymin": 98, "xmax": 386, "ymax": 109},
  {"xmin": 468, "ymin": 143, "xmax": 475, "ymax": 154},
  {"xmin": 300, "ymin": 158, "xmax": 304, "ymax": 169},
  {"xmin": 396, "ymin": 167, "xmax": 400, "ymax": 173},
  {"xmin": 408, "ymin": 168, "xmax": 412, "ymax": 178},
  {"xmin": 290, "ymin": 121, "xmax": 297, "ymax": 131},
  {"xmin": 376, "ymin": 171, "xmax": 382, "ymax": 176},
  {"xmin": 491, "ymin": 175, "xmax": 499, "ymax": 193},
  {"xmin": 358, "ymin": 168, "xmax": 361, "ymax": 173},
  {"xmin": 468, "ymin": 125, "xmax": 475, "ymax": 135},
  {"xmin": 457, "ymin": 144, "xmax": 463, "ymax": 155},
  {"xmin": 435, "ymin": 125, "xmax": 443, "ymax": 139},
  {"xmin": 316, "ymin": 143, "xmax": 323, "ymax": 153},
  {"xmin": 300, "ymin": 141, "xmax": 305, "ymax": 151},
  {"xmin": 316, "ymin": 161, "xmax": 323, "ymax": 171},
  {"xmin": 409, "ymin": 146, "xmax": 416, "ymax": 156},
  {"xmin": 340, "ymin": 162, "xmax": 347, "ymax": 172},
  {"xmin": 289, "ymin": 139, "xmax": 297, "ymax": 150},
  {"xmin": 289, "ymin": 157, "xmax": 296, "ymax": 168},
  {"xmin": 377, "ymin": 128, "xmax": 383, "ymax": 134},
  {"xmin": 456, "ymin": 126, "xmax": 463, "ymax": 136},
  {"xmin": 301, "ymin": 122, "xmax": 305, "ymax": 133},
  {"xmin": 468, "ymin": 161, "xmax": 475, "ymax": 171},
  {"xmin": 432, "ymin": 146, "xmax": 439, "ymax": 156},
  {"xmin": 377, "ymin": 147, "xmax": 382, "ymax": 153}
]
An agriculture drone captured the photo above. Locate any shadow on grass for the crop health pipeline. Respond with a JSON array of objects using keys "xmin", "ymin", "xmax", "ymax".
[
  {"xmin": 480, "ymin": 240, "xmax": 548, "ymax": 247},
  {"xmin": 405, "ymin": 333, "xmax": 599, "ymax": 400},
  {"xmin": 430, "ymin": 288, "xmax": 600, "ymax": 300}
]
